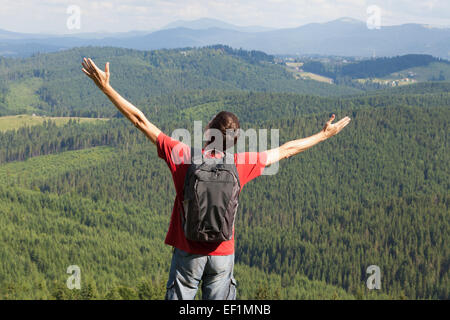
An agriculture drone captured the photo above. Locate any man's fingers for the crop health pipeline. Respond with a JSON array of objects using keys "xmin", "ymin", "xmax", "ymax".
[
  {"xmin": 337, "ymin": 117, "xmax": 351, "ymax": 131},
  {"xmin": 335, "ymin": 116, "xmax": 350, "ymax": 124},
  {"xmin": 81, "ymin": 68, "xmax": 91, "ymax": 77},
  {"xmin": 326, "ymin": 114, "xmax": 335, "ymax": 126},
  {"xmin": 84, "ymin": 57, "xmax": 92, "ymax": 67},
  {"xmin": 85, "ymin": 58, "xmax": 97, "ymax": 74},
  {"xmin": 340, "ymin": 121, "xmax": 350, "ymax": 130},
  {"xmin": 88, "ymin": 58, "xmax": 101, "ymax": 73},
  {"xmin": 105, "ymin": 62, "xmax": 110, "ymax": 74},
  {"xmin": 337, "ymin": 116, "xmax": 351, "ymax": 126},
  {"xmin": 83, "ymin": 58, "xmax": 94, "ymax": 73},
  {"xmin": 82, "ymin": 60, "xmax": 91, "ymax": 72}
]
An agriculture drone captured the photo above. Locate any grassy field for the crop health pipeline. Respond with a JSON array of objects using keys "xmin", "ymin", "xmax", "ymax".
[
  {"xmin": 0, "ymin": 146, "xmax": 117, "ymax": 185},
  {"xmin": 0, "ymin": 114, "xmax": 109, "ymax": 132},
  {"xmin": 1, "ymin": 78, "xmax": 43, "ymax": 114},
  {"xmin": 285, "ymin": 62, "xmax": 304, "ymax": 68},
  {"xmin": 387, "ymin": 62, "xmax": 450, "ymax": 82},
  {"xmin": 299, "ymin": 72, "xmax": 334, "ymax": 84},
  {"xmin": 284, "ymin": 63, "xmax": 334, "ymax": 84},
  {"xmin": 355, "ymin": 78, "xmax": 417, "ymax": 86},
  {"xmin": 364, "ymin": 61, "xmax": 450, "ymax": 84}
]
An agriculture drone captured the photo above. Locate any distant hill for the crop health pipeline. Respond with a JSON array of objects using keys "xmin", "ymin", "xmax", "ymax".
[
  {"xmin": 162, "ymin": 18, "xmax": 274, "ymax": 33},
  {"xmin": 257, "ymin": 19, "xmax": 450, "ymax": 58},
  {"xmin": 302, "ymin": 54, "xmax": 450, "ymax": 79},
  {"xmin": 367, "ymin": 81, "xmax": 450, "ymax": 96},
  {"xmin": 0, "ymin": 45, "xmax": 360, "ymax": 117},
  {"xmin": 1, "ymin": 18, "xmax": 450, "ymax": 58}
]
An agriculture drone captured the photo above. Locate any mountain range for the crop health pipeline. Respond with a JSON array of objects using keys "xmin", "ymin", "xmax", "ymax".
[{"xmin": 1, "ymin": 17, "xmax": 450, "ymax": 58}]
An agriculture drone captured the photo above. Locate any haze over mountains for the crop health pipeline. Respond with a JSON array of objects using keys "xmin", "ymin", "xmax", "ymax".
[{"xmin": 1, "ymin": 17, "xmax": 450, "ymax": 58}]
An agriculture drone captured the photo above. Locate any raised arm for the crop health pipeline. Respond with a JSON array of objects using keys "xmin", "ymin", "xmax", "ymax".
[
  {"xmin": 81, "ymin": 58, "xmax": 161, "ymax": 144},
  {"xmin": 264, "ymin": 114, "xmax": 351, "ymax": 166}
]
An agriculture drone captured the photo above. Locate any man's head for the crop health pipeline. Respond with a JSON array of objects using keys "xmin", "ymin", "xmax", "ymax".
[{"xmin": 204, "ymin": 111, "xmax": 240, "ymax": 151}]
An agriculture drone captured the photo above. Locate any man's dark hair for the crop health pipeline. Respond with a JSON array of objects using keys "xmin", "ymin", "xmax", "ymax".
[{"xmin": 205, "ymin": 111, "xmax": 240, "ymax": 151}]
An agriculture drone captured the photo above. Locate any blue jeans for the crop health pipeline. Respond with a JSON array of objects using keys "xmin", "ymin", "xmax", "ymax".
[{"xmin": 165, "ymin": 248, "xmax": 236, "ymax": 300}]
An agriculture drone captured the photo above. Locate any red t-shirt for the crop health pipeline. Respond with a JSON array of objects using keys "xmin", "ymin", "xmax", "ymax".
[{"xmin": 156, "ymin": 132, "xmax": 267, "ymax": 255}]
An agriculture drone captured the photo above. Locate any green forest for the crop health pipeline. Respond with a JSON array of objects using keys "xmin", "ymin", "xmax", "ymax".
[
  {"xmin": 0, "ymin": 45, "xmax": 361, "ymax": 118},
  {"xmin": 302, "ymin": 54, "xmax": 450, "ymax": 80},
  {"xmin": 0, "ymin": 46, "xmax": 448, "ymax": 300}
]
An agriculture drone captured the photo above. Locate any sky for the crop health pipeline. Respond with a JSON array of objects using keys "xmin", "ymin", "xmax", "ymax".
[{"xmin": 0, "ymin": 0, "xmax": 449, "ymax": 34}]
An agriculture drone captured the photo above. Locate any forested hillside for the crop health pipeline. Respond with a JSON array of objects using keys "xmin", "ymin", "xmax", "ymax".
[
  {"xmin": 0, "ymin": 46, "xmax": 448, "ymax": 300},
  {"xmin": 302, "ymin": 54, "xmax": 449, "ymax": 80},
  {"xmin": 0, "ymin": 45, "xmax": 360, "ymax": 117},
  {"xmin": 367, "ymin": 82, "xmax": 450, "ymax": 96}
]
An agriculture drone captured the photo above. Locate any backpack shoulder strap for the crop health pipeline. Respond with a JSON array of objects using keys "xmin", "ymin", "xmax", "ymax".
[{"xmin": 187, "ymin": 147, "xmax": 240, "ymax": 188}]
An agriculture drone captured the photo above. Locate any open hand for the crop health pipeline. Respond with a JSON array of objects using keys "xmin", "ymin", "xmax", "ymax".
[
  {"xmin": 322, "ymin": 114, "xmax": 351, "ymax": 139},
  {"xmin": 81, "ymin": 58, "xmax": 110, "ymax": 91}
]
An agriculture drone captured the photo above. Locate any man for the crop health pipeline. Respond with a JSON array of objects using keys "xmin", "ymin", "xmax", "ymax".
[{"xmin": 81, "ymin": 58, "xmax": 351, "ymax": 300}]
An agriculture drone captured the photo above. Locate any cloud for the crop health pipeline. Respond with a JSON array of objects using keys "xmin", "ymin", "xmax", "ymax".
[{"xmin": 0, "ymin": 0, "xmax": 448, "ymax": 34}]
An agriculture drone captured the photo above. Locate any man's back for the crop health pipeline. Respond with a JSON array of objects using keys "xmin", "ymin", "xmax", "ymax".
[
  {"xmin": 182, "ymin": 149, "xmax": 241, "ymax": 242},
  {"xmin": 156, "ymin": 132, "xmax": 267, "ymax": 255}
]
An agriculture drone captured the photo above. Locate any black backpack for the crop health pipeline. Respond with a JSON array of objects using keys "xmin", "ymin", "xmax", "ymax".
[{"xmin": 181, "ymin": 148, "xmax": 240, "ymax": 242}]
